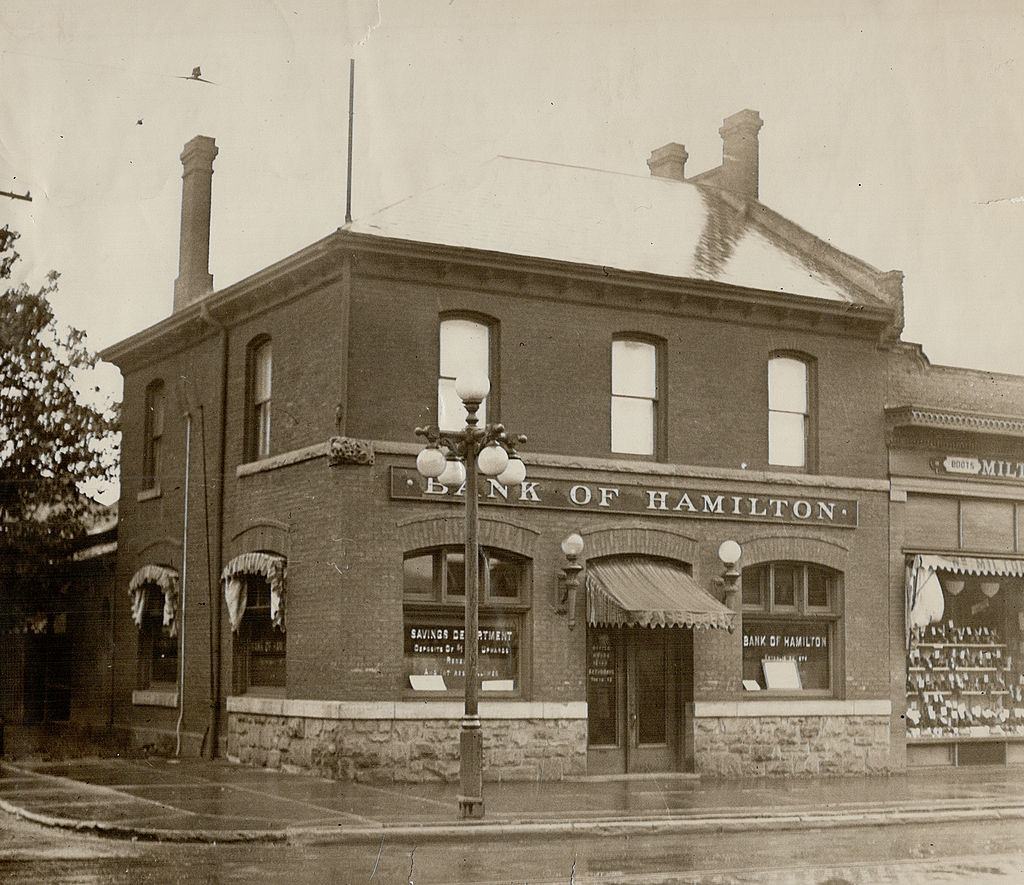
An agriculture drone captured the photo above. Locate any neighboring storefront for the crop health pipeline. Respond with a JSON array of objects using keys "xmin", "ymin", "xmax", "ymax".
[{"xmin": 888, "ymin": 357, "xmax": 1024, "ymax": 768}]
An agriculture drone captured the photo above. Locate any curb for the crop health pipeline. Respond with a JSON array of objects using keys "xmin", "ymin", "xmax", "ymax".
[{"xmin": 3, "ymin": 793, "xmax": 1024, "ymax": 845}]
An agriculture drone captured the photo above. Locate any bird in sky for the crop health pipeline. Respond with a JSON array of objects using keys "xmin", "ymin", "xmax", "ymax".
[{"xmin": 177, "ymin": 66, "xmax": 215, "ymax": 84}]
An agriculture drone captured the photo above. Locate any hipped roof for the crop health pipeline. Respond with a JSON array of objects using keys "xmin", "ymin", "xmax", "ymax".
[{"xmin": 349, "ymin": 156, "xmax": 895, "ymax": 309}]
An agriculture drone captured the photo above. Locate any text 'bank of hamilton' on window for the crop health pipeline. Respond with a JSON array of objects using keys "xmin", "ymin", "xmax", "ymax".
[{"xmin": 741, "ymin": 561, "xmax": 839, "ymax": 692}]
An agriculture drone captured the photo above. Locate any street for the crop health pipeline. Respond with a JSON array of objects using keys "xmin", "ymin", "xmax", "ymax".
[{"xmin": 3, "ymin": 811, "xmax": 1024, "ymax": 883}]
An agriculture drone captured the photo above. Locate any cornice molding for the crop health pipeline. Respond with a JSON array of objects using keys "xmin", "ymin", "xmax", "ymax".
[
  {"xmin": 886, "ymin": 405, "xmax": 1024, "ymax": 439},
  {"xmin": 100, "ymin": 227, "xmax": 897, "ymax": 372}
]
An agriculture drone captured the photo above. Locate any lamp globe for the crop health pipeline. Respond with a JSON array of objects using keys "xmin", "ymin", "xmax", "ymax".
[
  {"xmin": 477, "ymin": 443, "xmax": 509, "ymax": 477},
  {"xmin": 438, "ymin": 458, "xmax": 467, "ymax": 488},
  {"xmin": 454, "ymin": 372, "xmax": 490, "ymax": 403},
  {"xmin": 416, "ymin": 447, "xmax": 447, "ymax": 479},
  {"xmin": 496, "ymin": 456, "xmax": 526, "ymax": 486}
]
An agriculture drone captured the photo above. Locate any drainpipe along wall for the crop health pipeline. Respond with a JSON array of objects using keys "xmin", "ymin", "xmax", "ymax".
[
  {"xmin": 200, "ymin": 304, "xmax": 229, "ymax": 758},
  {"xmin": 175, "ymin": 406, "xmax": 192, "ymax": 756}
]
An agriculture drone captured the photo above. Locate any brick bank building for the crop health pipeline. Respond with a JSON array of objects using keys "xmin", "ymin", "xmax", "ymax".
[{"xmin": 100, "ymin": 111, "xmax": 931, "ymax": 780}]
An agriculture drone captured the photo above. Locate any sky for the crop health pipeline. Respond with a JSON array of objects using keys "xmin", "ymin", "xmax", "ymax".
[{"xmin": 3, "ymin": 1, "xmax": 1024, "ymax": 446}]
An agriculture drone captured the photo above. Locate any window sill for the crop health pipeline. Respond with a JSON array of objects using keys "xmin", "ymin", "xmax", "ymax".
[
  {"xmin": 693, "ymin": 699, "xmax": 891, "ymax": 718},
  {"xmin": 242, "ymin": 686, "xmax": 286, "ymax": 698},
  {"xmin": 402, "ymin": 691, "xmax": 521, "ymax": 701},
  {"xmin": 132, "ymin": 688, "xmax": 178, "ymax": 708},
  {"xmin": 136, "ymin": 486, "xmax": 162, "ymax": 503}
]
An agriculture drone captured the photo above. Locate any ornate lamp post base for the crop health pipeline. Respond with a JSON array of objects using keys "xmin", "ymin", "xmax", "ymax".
[{"xmin": 457, "ymin": 716, "xmax": 484, "ymax": 819}]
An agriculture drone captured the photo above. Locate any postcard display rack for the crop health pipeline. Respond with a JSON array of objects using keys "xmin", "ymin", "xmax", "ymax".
[{"xmin": 906, "ymin": 620, "xmax": 1024, "ymax": 766}]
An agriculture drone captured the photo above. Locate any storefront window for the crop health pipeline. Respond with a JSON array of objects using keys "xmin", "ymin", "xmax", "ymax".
[
  {"xmin": 741, "ymin": 562, "xmax": 840, "ymax": 692},
  {"xmin": 906, "ymin": 563, "xmax": 1024, "ymax": 740},
  {"xmin": 403, "ymin": 547, "xmax": 528, "ymax": 694}
]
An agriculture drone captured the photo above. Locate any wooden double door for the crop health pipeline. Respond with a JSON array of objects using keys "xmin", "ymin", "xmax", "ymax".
[{"xmin": 586, "ymin": 626, "xmax": 692, "ymax": 774}]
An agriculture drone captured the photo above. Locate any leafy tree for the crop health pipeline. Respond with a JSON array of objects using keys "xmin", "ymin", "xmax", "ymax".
[{"xmin": 0, "ymin": 225, "xmax": 119, "ymax": 629}]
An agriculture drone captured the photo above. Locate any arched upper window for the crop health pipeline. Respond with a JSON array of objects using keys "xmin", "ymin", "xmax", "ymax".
[
  {"xmin": 246, "ymin": 338, "xmax": 272, "ymax": 461},
  {"xmin": 611, "ymin": 338, "xmax": 660, "ymax": 457},
  {"xmin": 438, "ymin": 317, "xmax": 493, "ymax": 430},
  {"xmin": 143, "ymin": 380, "xmax": 165, "ymax": 490},
  {"xmin": 768, "ymin": 354, "xmax": 813, "ymax": 469}
]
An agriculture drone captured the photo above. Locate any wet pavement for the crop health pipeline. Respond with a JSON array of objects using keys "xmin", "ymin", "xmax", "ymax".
[{"xmin": 3, "ymin": 757, "xmax": 1024, "ymax": 843}]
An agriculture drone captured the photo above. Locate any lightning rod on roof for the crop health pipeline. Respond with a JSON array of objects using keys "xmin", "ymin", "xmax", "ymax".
[{"xmin": 345, "ymin": 58, "xmax": 355, "ymax": 225}]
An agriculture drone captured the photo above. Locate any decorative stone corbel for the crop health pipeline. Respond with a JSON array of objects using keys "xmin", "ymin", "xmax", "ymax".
[{"xmin": 328, "ymin": 436, "xmax": 375, "ymax": 467}]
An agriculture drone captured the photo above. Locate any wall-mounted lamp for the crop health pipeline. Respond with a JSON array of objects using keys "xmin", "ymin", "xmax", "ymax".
[
  {"xmin": 717, "ymin": 540, "xmax": 742, "ymax": 610},
  {"xmin": 558, "ymin": 533, "xmax": 585, "ymax": 630}
]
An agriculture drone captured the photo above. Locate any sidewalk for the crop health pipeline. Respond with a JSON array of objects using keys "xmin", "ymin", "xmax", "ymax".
[{"xmin": 3, "ymin": 756, "xmax": 1024, "ymax": 844}]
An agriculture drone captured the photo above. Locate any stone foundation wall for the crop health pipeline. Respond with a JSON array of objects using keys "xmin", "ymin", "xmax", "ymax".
[
  {"xmin": 227, "ymin": 712, "xmax": 587, "ymax": 783},
  {"xmin": 695, "ymin": 714, "xmax": 892, "ymax": 777}
]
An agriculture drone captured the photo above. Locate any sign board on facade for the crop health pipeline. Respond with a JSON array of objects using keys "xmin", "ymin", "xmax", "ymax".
[
  {"xmin": 933, "ymin": 455, "xmax": 1024, "ymax": 484},
  {"xmin": 390, "ymin": 468, "xmax": 858, "ymax": 528}
]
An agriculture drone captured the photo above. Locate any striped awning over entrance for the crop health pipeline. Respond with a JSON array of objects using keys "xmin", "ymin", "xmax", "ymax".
[{"xmin": 586, "ymin": 556, "xmax": 736, "ymax": 631}]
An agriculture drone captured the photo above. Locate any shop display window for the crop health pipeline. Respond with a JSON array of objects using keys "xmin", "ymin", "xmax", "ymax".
[
  {"xmin": 402, "ymin": 547, "xmax": 528, "ymax": 695},
  {"xmin": 906, "ymin": 574, "xmax": 1024, "ymax": 740},
  {"xmin": 741, "ymin": 562, "xmax": 840, "ymax": 693}
]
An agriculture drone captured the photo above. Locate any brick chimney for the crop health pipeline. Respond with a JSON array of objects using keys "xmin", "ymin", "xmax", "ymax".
[
  {"xmin": 173, "ymin": 135, "xmax": 218, "ymax": 312},
  {"xmin": 647, "ymin": 142, "xmax": 688, "ymax": 181},
  {"xmin": 717, "ymin": 109, "xmax": 762, "ymax": 200}
]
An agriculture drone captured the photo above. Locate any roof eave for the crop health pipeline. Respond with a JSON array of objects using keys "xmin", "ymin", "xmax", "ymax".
[{"xmin": 338, "ymin": 230, "xmax": 896, "ymax": 328}]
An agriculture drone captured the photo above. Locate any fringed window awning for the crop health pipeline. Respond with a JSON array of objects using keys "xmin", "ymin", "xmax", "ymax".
[
  {"xmin": 221, "ymin": 552, "xmax": 287, "ymax": 633},
  {"xmin": 128, "ymin": 564, "xmax": 180, "ymax": 637},
  {"xmin": 586, "ymin": 556, "xmax": 735, "ymax": 631},
  {"xmin": 906, "ymin": 554, "xmax": 1024, "ymax": 644}
]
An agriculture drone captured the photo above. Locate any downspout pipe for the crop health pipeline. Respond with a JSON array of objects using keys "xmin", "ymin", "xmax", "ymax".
[
  {"xmin": 200, "ymin": 302, "xmax": 228, "ymax": 758},
  {"xmin": 175, "ymin": 404, "xmax": 192, "ymax": 757}
]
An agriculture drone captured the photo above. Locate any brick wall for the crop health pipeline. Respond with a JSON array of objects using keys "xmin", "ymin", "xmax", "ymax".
[{"xmin": 107, "ymin": 247, "xmax": 894, "ymax": 767}]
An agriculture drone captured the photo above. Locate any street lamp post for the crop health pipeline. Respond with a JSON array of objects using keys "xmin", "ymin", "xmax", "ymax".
[{"xmin": 414, "ymin": 373, "xmax": 527, "ymax": 820}]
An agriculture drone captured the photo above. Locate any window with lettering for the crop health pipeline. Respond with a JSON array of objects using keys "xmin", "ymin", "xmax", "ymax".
[
  {"xmin": 403, "ymin": 547, "xmax": 529, "ymax": 694},
  {"xmin": 741, "ymin": 562, "xmax": 840, "ymax": 692},
  {"xmin": 235, "ymin": 576, "xmax": 286, "ymax": 692}
]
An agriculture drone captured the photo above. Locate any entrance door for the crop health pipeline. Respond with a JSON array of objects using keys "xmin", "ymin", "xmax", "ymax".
[{"xmin": 586, "ymin": 626, "xmax": 683, "ymax": 774}]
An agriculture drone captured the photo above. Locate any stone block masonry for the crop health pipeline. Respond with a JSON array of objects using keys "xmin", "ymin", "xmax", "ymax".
[
  {"xmin": 226, "ymin": 710, "xmax": 587, "ymax": 783},
  {"xmin": 694, "ymin": 713, "xmax": 892, "ymax": 777}
]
